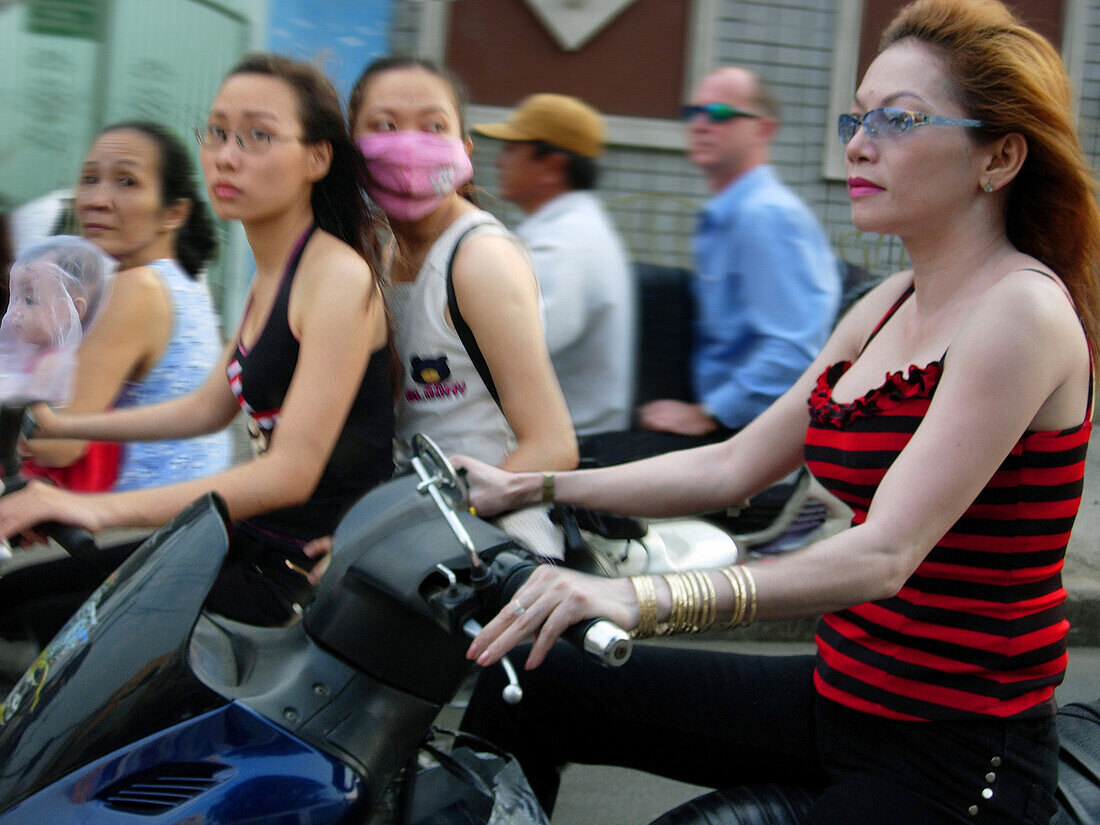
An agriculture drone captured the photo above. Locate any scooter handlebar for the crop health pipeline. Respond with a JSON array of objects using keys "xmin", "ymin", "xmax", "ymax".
[
  {"xmin": 563, "ymin": 618, "xmax": 633, "ymax": 667},
  {"xmin": 38, "ymin": 521, "xmax": 98, "ymax": 562},
  {"xmin": 0, "ymin": 473, "xmax": 99, "ymax": 562},
  {"xmin": 466, "ymin": 612, "xmax": 632, "ymax": 674},
  {"xmin": 490, "ymin": 549, "xmax": 633, "ymax": 667}
]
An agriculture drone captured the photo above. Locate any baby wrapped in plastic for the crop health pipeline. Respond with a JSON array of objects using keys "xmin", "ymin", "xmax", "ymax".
[{"xmin": 0, "ymin": 236, "xmax": 115, "ymax": 406}]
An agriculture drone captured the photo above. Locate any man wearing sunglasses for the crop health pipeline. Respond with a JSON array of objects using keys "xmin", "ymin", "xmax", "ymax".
[
  {"xmin": 637, "ymin": 67, "xmax": 840, "ymax": 440},
  {"xmin": 474, "ymin": 94, "xmax": 635, "ymax": 438}
]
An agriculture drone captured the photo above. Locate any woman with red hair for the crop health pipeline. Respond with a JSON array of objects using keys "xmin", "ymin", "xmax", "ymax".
[{"xmin": 456, "ymin": 1, "xmax": 1100, "ymax": 821}]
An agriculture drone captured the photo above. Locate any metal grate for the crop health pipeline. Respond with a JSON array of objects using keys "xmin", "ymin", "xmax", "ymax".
[{"xmin": 98, "ymin": 762, "xmax": 230, "ymax": 815}]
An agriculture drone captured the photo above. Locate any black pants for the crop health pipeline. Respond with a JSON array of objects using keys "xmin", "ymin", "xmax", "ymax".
[{"xmin": 460, "ymin": 643, "xmax": 1059, "ymax": 824}]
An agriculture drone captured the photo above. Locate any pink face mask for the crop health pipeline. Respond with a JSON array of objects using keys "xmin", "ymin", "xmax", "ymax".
[{"xmin": 358, "ymin": 131, "xmax": 474, "ymax": 222}]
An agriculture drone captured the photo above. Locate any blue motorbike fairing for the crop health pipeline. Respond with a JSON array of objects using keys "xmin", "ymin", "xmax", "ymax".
[
  {"xmin": 0, "ymin": 701, "xmax": 362, "ymax": 824},
  {"xmin": 0, "ymin": 494, "xmax": 232, "ymax": 812}
]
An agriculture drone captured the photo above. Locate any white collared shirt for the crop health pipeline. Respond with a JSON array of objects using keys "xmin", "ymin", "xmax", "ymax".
[{"xmin": 516, "ymin": 191, "xmax": 635, "ymax": 436}]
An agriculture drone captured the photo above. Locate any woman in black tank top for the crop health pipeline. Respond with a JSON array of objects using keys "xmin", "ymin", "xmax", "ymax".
[{"xmin": 1, "ymin": 54, "xmax": 394, "ymax": 626}]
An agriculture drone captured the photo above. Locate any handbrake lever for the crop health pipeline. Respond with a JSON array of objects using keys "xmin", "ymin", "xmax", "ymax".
[{"xmin": 464, "ymin": 619, "xmax": 523, "ymax": 705}]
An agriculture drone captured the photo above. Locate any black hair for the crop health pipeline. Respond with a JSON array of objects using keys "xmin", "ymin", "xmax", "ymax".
[
  {"xmin": 530, "ymin": 140, "xmax": 599, "ymax": 190},
  {"xmin": 98, "ymin": 120, "xmax": 217, "ymax": 279},
  {"xmin": 350, "ymin": 56, "xmax": 471, "ymax": 135}
]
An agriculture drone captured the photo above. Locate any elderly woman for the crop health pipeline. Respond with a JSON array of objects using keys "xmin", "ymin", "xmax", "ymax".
[{"xmin": 23, "ymin": 121, "xmax": 230, "ymax": 491}]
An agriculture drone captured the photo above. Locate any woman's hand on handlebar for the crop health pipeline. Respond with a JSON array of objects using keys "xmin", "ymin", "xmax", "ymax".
[
  {"xmin": 302, "ymin": 535, "xmax": 333, "ymax": 586},
  {"xmin": 24, "ymin": 403, "xmax": 60, "ymax": 440},
  {"xmin": 450, "ymin": 454, "xmax": 523, "ymax": 518},
  {"xmin": 17, "ymin": 404, "xmax": 59, "ymax": 460},
  {"xmin": 467, "ymin": 564, "xmax": 639, "ymax": 670},
  {"xmin": 0, "ymin": 479, "xmax": 102, "ymax": 544}
]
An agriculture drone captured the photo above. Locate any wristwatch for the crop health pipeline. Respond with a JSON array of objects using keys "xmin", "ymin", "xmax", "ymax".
[{"xmin": 20, "ymin": 407, "xmax": 40, "ymax": 440}]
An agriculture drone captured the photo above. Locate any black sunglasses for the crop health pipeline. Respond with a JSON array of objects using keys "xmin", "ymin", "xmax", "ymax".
[{"xmin": 681, "ymin": 103, "xmax": 761, "ymax": 123}]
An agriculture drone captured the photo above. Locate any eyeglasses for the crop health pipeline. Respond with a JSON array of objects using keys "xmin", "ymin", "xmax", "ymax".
[
  {"xmin": 681, "ymin": 103, "xmax": 761, "ymax": 124},
  {"xmin": 837, "ymin": 107, "xmax": 983, "ymax": 144},
  {"xmin": 195, "ymin": 125, "xmax": 307, "ymax": 154}
]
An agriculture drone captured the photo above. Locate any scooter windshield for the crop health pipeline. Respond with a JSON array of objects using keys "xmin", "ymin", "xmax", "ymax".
[
  {"xmin": 0, "ymin": 236, "xmax": 114, "ymax": 406},
  {"xmin": 0, "ymin": 494, "xmax": 230, "ymax": 812}
]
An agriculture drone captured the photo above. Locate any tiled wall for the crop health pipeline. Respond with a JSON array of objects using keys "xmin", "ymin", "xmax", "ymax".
[{"xmin": 390, "ymin": 0, "xmax": 1097, "ymax": 278}]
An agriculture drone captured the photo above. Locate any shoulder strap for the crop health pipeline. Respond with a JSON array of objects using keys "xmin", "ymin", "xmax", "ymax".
[
  {"xmin": 1019, "ymin": 267, "xmax": 1094, "ymax": 420},
  {"xmin": 279, "ymin": 223, "xmax": 317, "ymax": 300},
  {"xmin": 858, "ymin": 283, "xmax": 914, "ymax": 355},
  {"xmin": 446, "ymin": 224, "xmax": 502, "ymax": 408}
]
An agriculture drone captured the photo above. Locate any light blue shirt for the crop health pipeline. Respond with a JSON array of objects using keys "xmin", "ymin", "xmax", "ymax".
[
  {"xmin": 691, "ymin": 165, "xmax": 840, "ymax": 429},
  {"xmin": 113, "ymin": 259, "xmax": 231, "ymax": 490}
]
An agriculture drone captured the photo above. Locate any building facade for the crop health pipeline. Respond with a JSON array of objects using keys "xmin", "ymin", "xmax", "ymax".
[{"xmin": 389, "ymin": 0, "xmax": 1099, "ymax": 276}]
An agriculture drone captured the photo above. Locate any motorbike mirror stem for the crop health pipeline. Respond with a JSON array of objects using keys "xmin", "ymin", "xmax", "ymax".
[{"xmin": 408, "ymin": 434, "xmax": 486, "ymax": 571}]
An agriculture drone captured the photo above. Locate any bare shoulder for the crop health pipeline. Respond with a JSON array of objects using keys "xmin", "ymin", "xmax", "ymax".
[
  {"xmin": 92, "ymin": 265, "xmax": 170, "ymax": 336},
  {"xmin": 969, "ymin": 266, "xmax": 1084, "ymax": 349},
  {"xmin": 451, "ymin": 229, "xmax": 533, "ymax": 296},
  {"xmin": 932, "ymin": 264, "xmax": 1086, "ymax": 392},
  {"xmin": 829, "ymin": 270, "xmax": 915, "ymax": 351},
  {"xmin": 849, "ymin": 270, "xmax": 914, "ymax": 317},
  {"xmin": 295, "ymin": 230, "xmax": 376, "ymax": 298},
  {"xmin": 113, "ymin": 264, "xmax": 171, "ymax": 305}
]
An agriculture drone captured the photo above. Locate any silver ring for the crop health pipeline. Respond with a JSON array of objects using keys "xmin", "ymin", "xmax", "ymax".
[{"xmin": 512, "ymin": 600, "xmax": 526, "ymax": 617}]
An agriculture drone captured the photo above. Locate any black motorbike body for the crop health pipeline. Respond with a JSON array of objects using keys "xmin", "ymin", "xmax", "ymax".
[{"xmin": 0, "ymin": 450, "xmax": 566, "ymax": 823}]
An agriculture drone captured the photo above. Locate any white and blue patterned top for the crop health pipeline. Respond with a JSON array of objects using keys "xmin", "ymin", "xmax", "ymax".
[{"xmin": 112, "ymin": 258, "xmax": 231, "ymax": 490}]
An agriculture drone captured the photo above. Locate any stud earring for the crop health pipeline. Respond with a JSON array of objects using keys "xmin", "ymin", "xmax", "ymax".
[{"xmin": 982, "ymin": 180, "xmax": 994, "ymax": 193}]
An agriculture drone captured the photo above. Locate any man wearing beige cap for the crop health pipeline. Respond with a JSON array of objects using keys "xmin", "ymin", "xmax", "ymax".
[{"xmin": 474, "ymin": 94, "xmax": 635, "ymax": 438}]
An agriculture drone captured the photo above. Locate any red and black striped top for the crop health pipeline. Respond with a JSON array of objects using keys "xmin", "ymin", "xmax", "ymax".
[{"xmin": 804, "ymin": 286, "xmax": 1091, "ymax": 721}]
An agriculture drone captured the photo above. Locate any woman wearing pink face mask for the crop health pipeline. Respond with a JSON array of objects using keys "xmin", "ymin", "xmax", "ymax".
[{"xmin": 348, "ymin": 57, "xmax": 577, "ymax": 558}]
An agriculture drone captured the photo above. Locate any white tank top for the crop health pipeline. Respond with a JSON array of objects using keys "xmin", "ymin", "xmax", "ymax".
[{"xmin": 388, "ymin": 210, "xmax": 521, "ymax": 469}]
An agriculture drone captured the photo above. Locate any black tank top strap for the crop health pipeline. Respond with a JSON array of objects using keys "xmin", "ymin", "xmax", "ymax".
[
  {"xmin": 229, "ymin": 224, "xmax": 317, "ymax": 419},
  {"xmin": 858, "ymin": 282, "xmax": 914, "ymax": 355},
  {"xmin": 272, "ymin": 223, "xmax": 317, "ymax": 322},
  {"xmin": 1086, "ymin": 363, "xmax": 1094, "ymax": 422}
]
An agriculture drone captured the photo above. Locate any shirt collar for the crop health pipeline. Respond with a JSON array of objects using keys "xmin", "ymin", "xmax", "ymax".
[
  {"xmin": 520, "ymin": 190, "xmax": 595, "ymax": 226},
  {"xmin": 699, "ymin": 164, "xmax": 775, "ymax": 228}
]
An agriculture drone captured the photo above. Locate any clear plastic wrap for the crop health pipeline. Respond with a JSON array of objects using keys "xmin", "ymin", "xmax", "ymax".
[
  {"xmin": 0, "ymin": 236, "xmax": 115, "ymax": 406},
  {"xmin": 403, "ymin": 732, "xmax": 551, "ymax": 825}
]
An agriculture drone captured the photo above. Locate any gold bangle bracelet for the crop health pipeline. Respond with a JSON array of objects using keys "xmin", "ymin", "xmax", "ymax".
[
  {"xmin": 719, "ymin": 566, "xmax": 745, "ymax": 630},
  {"xmin": 741, "ymin": 566, "xmax": 758, "ymax": 627},
  {"xmin": 630, "ymin": 575, "xmax": 658, "ymax": 639},
  {"xmin": 696, "ymin": 570, "xmax": 717, "ymax": 631},
  {"xmin": 661, "ymin": 573, "xmax": 687, "ymax": 635},
  {"xmin": 668, "ymin": 573, "xmax": 687, "ymax": 634},
  {"xmin": 656, "ymin": 574, "xmax": 674, "ymax": 635},
  {"xmin": 690, "ymin": 576, "xmax": 717, "ymax": 633},
  {"xmin": 680, "ymin": 572, "xmax": 698, "ymax": 632},
  {"xmin": 686, "ymin": 570, "xmax": 702, "ymax": 631},
  {"xmin": 730, "ymin": 566, "xmax": 749, "ymax": 627},
  {"xmin": 685, "ymin": 572, "xmax": 700, "ymax": 632}
]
